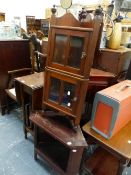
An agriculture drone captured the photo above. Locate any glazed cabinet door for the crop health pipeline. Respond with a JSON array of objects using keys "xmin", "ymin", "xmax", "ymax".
[
  {"xmin": 47, "ymin": 27, "xmax": 92, "ymax": 77},
  {"xmin": 43, "ymin": 68, "xmax": 88, "ymax": 124}
]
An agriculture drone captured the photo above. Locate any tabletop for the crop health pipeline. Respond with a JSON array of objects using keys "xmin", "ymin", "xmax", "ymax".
[
  {"xmin": 82, "ymin": 121, "xmax": 131, "ymax": 160},
  {"xmin": 15, "ymin": 72, "xmax": 44, "ymax": 90},
  {"xmin": 90, "ymin": 68, "xmax": 115, "ymax": 78}
]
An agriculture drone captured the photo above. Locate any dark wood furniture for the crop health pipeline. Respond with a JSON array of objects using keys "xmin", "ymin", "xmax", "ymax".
[
  {"xmin": 44, "ymin": 68, "xmax": 115, "ymax": 125},
  {"xmin": 89, "ymin": 68, "xmax": 115, "ymax": 87},
  {"xmin": 43, "ymin": 13, "xmax": 103, "ymax": 126},
  {"xmin": 94, "ymin": 47, "xmax": 131, "ymax": 75},
  {"xmin": 5, "ymin": 68, "xmax": 32, "ymax": 113},
  {"xmin": 82, "ymin": 121, "xmax": 131, "ymax": 175},
  {"xmin": 34, "ymin": 51, "xmax": 47, "ymax": 72},
  {"xmin": 14, "ymin": 68, "xmax": 114, "ymax": 174},
  {"xmin": 0, "ymin": 40, "xmax": 31, "ymax": 115},
  {"xmin": 47, "ymin": 13, "xmax": 103, "ymax": 78},
  {"xmin": 14, "ymin": 68, "xmax": 115, "ymax": 138},
  {"xmin": 30, "ymin": 111, "xmax": 87, "ymax": 175},
  {"xmin": 14, "ymin": 72, "xmax": 44, "ymax": 138},
  {"xmin": 81, "ymin": 146, "xmax": 119, "ymax": 175},
  {"xmin": 44, "ymin": 67, "xmax": 89, "ymax": 126}
]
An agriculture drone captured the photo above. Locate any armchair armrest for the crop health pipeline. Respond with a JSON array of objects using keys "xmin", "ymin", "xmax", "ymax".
[
  {"xmin": 7, "ymin": 68, "xmax": 32, "ymax": 89},
  {"xmin": 8, "ymin": 68, "xmax": 32, "ymax": 75}
]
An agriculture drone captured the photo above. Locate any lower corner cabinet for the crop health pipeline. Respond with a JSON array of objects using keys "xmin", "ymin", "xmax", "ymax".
[{"xmin": 30, "ymin": 111, "xmax": 87, "ymax": 175}]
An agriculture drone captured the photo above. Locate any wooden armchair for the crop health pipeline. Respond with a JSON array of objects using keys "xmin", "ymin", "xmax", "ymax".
[{"xmin": 5, "ymin": 68, "xmax": 32, "ymax": 113}]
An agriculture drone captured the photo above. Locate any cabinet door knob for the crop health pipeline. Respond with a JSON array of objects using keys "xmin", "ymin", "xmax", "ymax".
[
  {"xmin": 72, "ymin": 97, "xmax": 77, "ymax": 102},
  {"xmin": 81, "ymin": 51, "xmax": 87, "ymax": 59}
]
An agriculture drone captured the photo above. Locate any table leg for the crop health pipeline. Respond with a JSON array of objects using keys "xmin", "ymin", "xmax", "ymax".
[
  {"xmin": 1, "ymin": 107, "xmax": 6, "ymax": 115},
  {"xmin": 22, "ymin": 105, "xmax": 27, "ymax": 139},
  {"xmin": 117, "ymin": 160, "xmax": 129, "ymax": 175},
  {"xmin": 34, "ymin": 125, "xmax": 38, "ymax": 160}
]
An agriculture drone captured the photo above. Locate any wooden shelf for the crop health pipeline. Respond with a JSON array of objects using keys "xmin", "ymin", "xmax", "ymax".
[
  {"xmin": 30, "ymin": 111, "xmax": 87, "ymax": 175},
  {"xmin": 36, "ymin": 134, "xmax": 70, "ymax": 172}
]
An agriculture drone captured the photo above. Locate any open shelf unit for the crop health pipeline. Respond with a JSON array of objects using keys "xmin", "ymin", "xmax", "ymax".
[{"xmin": 30, "ymin": 111, "xmax": 87, "ymax": 175}]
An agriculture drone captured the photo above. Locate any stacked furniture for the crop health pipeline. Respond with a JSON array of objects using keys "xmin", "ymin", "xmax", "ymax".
[
  {"xmin": 93, "ymin": 47, "xmax": 131, "ymax": 75},
  {"xmin": 82, "ymin": 121, "xmax": 131, "ymax": 175},
  {"xmin": 30, "ymin": 12, "xmax": 103, "ymax": 175}
]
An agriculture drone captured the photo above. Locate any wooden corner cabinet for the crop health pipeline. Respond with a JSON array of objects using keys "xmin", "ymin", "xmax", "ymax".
[
  {"xmin": 42, "ymin": 13, "xmax": 103, "ymax": 126},
  {"xmin": 43, "ymin": 67, "xmax": 88, "ymax": 126},
  {"xmin": 47, "ymin": 13, "xmax": 103, "ymax": 79},
  {"xmin": 30, "ymin": 111, "xmax": 87, "ymax": 175},
  {"xmin": 28, "ymin": 13, "xmax": 104, "ymax": 175}
]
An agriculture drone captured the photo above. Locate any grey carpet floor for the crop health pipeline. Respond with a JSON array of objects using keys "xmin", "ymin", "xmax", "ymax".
[
  {"xmin": 0, "ymin": 109, "xmax": 130, "ymax": 175},
  {"xmin": 0, "ymin": 109, "xmax": 58, "ymax": 175}
]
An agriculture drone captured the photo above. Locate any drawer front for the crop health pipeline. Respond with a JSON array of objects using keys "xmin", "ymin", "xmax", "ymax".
[{"xmin": 97, "ymin": 51, "xmax": 121, "ymax": 74}]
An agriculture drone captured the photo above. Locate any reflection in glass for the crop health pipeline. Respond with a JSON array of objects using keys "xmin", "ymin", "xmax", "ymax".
[
  {"xmin": 53, "ymin": 34, "xmax": 67, "ymax": 64},
  {"xmin": 61, "ymin": 82, "xmax": 75, "ymax": 108},
  {"xmin": 68, "ymin": 36, "xmax": 84, "ymax": 68},
  {"xmin": 49, "ymin": 78, "xmax": 60, "ymax": 102}
]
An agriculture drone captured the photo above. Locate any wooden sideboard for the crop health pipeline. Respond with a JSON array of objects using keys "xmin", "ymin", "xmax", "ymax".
[
  {"xmin": 94, "ymin": 47, "xmax": 131, "ymax": 75},
  {"xmin": 0, "ymin": 40, "xmax": 31, "ymax": 115}
]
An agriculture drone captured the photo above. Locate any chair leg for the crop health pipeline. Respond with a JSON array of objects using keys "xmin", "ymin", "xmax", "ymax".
[
  {"xmin": 24, "ymin": 127, "xmax": 27, "ymax": 139},
  {"xmin": 5, "ymin": 94, "xmax": 10, "ymax": 114},
  {"xmin": 24, "ymin": 103, "xmax": 31, "ymax": 139},
  {"xmin": 1, "ymin": 107, "xmax": 6, "ymax": 115},
  {"xmin": 34, "ymin": 150, "xmax": 37, "ymax": 160},
  {"xmin": 23, "ymin": 104, "xmax": 28, "ymax": 139}
]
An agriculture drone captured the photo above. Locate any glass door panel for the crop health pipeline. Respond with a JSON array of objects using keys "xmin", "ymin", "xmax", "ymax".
[
  {"xmin": 53, "ymin": 34, "xmax": 67, "ymax": 65},
  {"xmin": 61, "ymin": 82, "xmax": 76, "ymax": 108},
  {"xmin": 68, "ymin": 36, "xmax": 84, "ymax": 68},
  {"xmin": 49, "ymin": 77, "xmax": 61, "ymax": 103}
]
